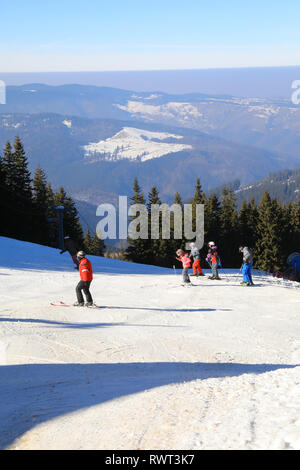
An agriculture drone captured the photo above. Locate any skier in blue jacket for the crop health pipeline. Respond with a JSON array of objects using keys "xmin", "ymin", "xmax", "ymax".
[{"xmin": 239, "ymin": 246, "xmax": 254, "ymax": 286}]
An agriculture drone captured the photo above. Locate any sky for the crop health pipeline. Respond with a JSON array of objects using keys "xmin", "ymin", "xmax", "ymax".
[{"xmin": 0, "ymin": 0, "xmax": 300, "ymax": 72}]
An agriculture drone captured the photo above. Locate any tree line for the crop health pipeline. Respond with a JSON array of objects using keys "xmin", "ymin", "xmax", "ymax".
[
  {"xmin": 0, "ymin": 137, "xmax": 105, "ymax": 256},
  {"xmin": 125, "ymin": 177, "xmax": 300, "ymax": 272},
  {"xmin": 1, "ymin": 138, "xmax": 299, "ymax": 271}
]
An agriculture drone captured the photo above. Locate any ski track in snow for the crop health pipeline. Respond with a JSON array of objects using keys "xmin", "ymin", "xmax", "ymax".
[{"xmin": 0, "ymin": 237, "xmax": 299, "ymax": 450}]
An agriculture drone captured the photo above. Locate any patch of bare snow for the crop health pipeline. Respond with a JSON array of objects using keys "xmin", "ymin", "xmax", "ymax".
[
  {"xmin": 116, "ymin": 101, "xmax": 203, "ymax": 122},
  {"xmin": 62, "ymin": 120, "xmax": 72, "ymax": 129},
  {"xmin": 83, "ymin": 127, "xmax": 192, "ymax": 162}
]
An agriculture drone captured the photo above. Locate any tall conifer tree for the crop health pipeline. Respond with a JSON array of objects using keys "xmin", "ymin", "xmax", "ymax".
[
  {"xmin": 54, "ymin": 187, "xmax": 84, "ymax": 247},
  {"xmin": 125, "ymin": 178, "xmax": 149, "ymax": 264},
  {"xmin": 255, "ymin": 191, "xmax": 282, "ymax": 271},
  {"xmin": 32, "ymin": 166, "xmax": 50, "ymax": 245},
  {"xmin": 219, "ymin": 187, "xmax": 239, "ymax": 267}
]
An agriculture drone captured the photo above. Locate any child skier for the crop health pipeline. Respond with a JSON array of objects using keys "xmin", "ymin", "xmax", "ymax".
[
  {"xmin": 189, "ymin": 242, "xmax": 204, "ymax": 277},
  {"xmin": 239, "ymin": 246, "xmax": 254, "ymax": 286},
  {"xmin": 176, "ymin": 249, "xmax": 191, "ymax": 285},
  {"xmin": 206, "ymin": 241, "xmax": 221, "ymax": 280},
  {"xmin": 74, "ymin": 251, "xmax": 94, "ymax": 307}
]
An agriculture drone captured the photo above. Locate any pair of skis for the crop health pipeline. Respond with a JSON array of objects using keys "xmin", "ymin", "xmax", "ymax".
[{"xmin": 50, "ymin": 301, "xmax": 101, "ymax": 308}]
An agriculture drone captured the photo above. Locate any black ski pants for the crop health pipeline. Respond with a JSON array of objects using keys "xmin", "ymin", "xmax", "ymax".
[{"xmin": 76, "ymin": 281, "xmax": 93, "ymax": 303}]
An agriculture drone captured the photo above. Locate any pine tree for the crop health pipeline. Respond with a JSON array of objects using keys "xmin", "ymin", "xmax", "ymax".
[
  {"xmin": 45, "ymin": 183, "xmax": 57, "ymax": 247},
  {"xmin": 288, "ymin": 201, "xmax": 300, "ymax": 254},
  {"xmin": 13, "ymin": 137, "xmax": 32, "ymax": 200},
  {"xmin": 32, "ymin": 166, "xmax": 50, "ymax": 245},
  {"xmin": 191, "ymin": 178, "xmax": 206, "ymax": 206},
  {"xmin": 3, "ymin": 138, "xmax": 34, "ymax": 241},
  {"xmin": 204, "ymin": 192, "xmax": 221, "ymax": 245},
  {"xmin": 2, "ymin": 141, "xmax": 15, "ymax": 191},
  {"xmin": 170, "ymin": 191, "xmax": 186, "ymax": 268},
  {"xmin": 189, "ymin": 178, "xmax": 206, "ymax": 250},
  {"xmin": 171, "ymin": 191, "xmax": 184, "ymax": 248},
  {"xmin": 276, "ymin": 202, "xmax": 291, "ymax": 268},
  {"xmin": 255, "ymin": 191, "xmax": 282, "ymax": 271},
  {"xmin": 54, "ymin": 187, "xmax": 84, "ymax": 248},
  {"xmin": 147, "ymin": 185, "xmax": 165, "ymax": 266},
  {"xmin": 125, "ymin": 178, "xmax": 150, "ymax": 264},
  {"xmin": 0, "ymin": 150, "xmax": 8, "ymax": 237},
  {"xmin": 219, "ymin": 187, "xmax": 239, "ymax": 267},
  {"xmin": 90, "ymin": 233, "xmax": 105, "ymax": 256},
  {"xmin": 15, "ymin": 137, "xmax": 34, "ymax": 240},
  {"xmin": 2, "ymin": 141, "xmax": 17, "ymax": 237},
  {"xmin": 84, "ymin": 228, "xmax": 93, "ymax": 254},
  {"xmin": 239, "ymin": 197, "xmax": 258, "ymax": 250}
]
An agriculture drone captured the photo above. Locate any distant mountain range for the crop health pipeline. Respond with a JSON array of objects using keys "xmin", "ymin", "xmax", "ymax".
[
  {"xmin": 1, "ymin": 83, "xmax": 300, "ymax": 238},
  {"xmin": 2, "ymin": 83, "xmax": 300, "ymax": 158},
  {"xmin": 2, "ymin": 66, "xmax": 300, "ymax": 97},
  {"xmin": 0, "ymin": 112, "xmax": 297, "ymax": 205}
]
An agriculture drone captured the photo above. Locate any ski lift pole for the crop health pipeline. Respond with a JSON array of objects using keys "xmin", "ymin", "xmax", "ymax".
[{"xmin": 55, "ymin": 206, "xmax": 65, "ymax": 251}]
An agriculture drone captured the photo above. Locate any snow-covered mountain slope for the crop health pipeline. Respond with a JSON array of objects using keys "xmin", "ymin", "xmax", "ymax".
[
  {"xmin": 116, "ymin": 95, "xmax": 300, "ymax": 158},
  {"xmin": 83, "ymin": 127, "xmax": 192, "ymax": 162},
  {"xmin": 0, "ymin": 236, "xmax": 299, "ymax": 450}
]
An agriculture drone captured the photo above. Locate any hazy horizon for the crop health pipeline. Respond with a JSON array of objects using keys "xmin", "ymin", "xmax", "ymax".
[{"xmin": 1, "ymin": 66, "xmax": 300, "ymax": 99}]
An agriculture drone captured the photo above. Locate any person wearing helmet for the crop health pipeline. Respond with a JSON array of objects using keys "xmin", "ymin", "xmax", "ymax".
[
  {"xmin": 60, "ymin": 236, "xmax": 81, "ymax": 269},
  {"xmin": 239, "ymin": 246, "xmax": 254, "ymax": 286},
  {"xmin": 74, "ymin": 251, "xmax": 94, "ymax": 306},
  {"xmin": 189, "ymin": 242, "xmax": 204, "ymax": 277},
  {"xmin": 206, "ymin": 242, "xmax": 221, "ymax": 280}
]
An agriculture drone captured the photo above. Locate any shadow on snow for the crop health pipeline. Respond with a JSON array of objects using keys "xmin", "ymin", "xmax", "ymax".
[{"xmin": 0, "ymin": 361, "xmax": 298, "ymax": 449}]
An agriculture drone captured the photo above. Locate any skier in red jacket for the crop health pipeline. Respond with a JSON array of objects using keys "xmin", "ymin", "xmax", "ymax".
[{"xmin": 74, "ymin": 251, "xmax": 94, "ymax": 307}]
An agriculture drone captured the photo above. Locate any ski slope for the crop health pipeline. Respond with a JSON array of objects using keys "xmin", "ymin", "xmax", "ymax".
[{"xmin": 0, "ymin": 236, "xmax": 299, "ymax": 450}]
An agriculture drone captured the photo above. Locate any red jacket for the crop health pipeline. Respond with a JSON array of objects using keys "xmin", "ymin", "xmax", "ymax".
[
  {"xmin": 79, "ymin": 257, "xmax": 93, "ymax": 281},
  {"xmin": 176, "ymin": 253, "xmax": 191, "ymax": 268}
]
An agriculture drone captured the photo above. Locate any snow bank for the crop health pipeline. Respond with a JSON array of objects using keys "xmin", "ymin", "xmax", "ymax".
[{"xmin": 0, "ymin": 236, "xmax": 171, "ymax": 275}]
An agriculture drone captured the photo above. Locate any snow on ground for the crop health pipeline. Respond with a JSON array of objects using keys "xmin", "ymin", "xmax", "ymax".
[
  {"xmin": 116, "ymin": 101, "xmax": 203, "ymax": 123},
  {"xmin": 0, "ymin": 236, "xmax": 299, "ymax": 450},
  {"xmin": 83, "ymin": 127, "xmax": 192, "ymax": 162},
  {"xmin": 62, "ymin": 120, "xmax": 72, "ymax": 129}
]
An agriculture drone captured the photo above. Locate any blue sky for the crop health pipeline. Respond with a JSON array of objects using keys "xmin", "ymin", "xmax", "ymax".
[{"xmin": 1, "ymin": 0, "xmax": 300, "ymax": 72}]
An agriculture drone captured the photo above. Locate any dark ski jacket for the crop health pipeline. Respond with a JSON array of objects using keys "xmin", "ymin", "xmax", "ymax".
[{"xmin": 61, "ymin": 238, "xmax": 80, "ymax": 256}]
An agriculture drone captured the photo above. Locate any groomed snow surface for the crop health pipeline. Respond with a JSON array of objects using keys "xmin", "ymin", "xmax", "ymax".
[{"xmin": 0, "ymin": 236, "xmax": 299, "ymax": 450}]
